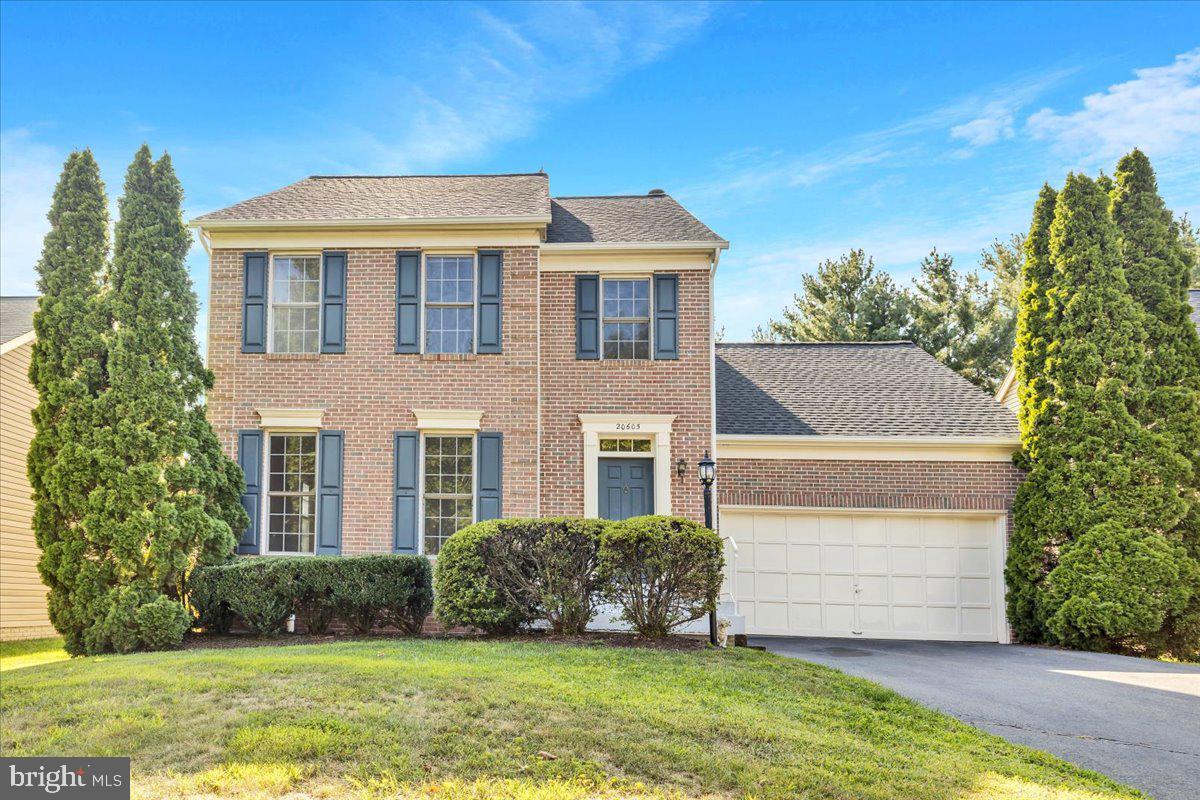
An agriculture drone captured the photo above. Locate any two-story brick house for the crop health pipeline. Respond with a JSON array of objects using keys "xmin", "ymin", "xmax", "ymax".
[{"xmin": 193, "ymin": 172, "xmax": 1022, "ymax": 643}]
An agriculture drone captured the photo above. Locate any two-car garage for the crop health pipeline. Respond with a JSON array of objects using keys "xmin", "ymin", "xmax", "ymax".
[{"xmin": 721, "ymin": 507, "xmax": 1008, "ymax": 642}]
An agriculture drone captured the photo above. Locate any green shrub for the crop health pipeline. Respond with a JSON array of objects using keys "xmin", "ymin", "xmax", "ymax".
[
  {"xmin": 1043, "ymin": 522, "xmax": 1195, "ymax": 653},
  {"xmin": 190, "ymin": 554, "xmax": 433, "ymax": 636},
  {"xmin": 598, "ymin": 516, "xmax": 724, "ymax": 638},
  {"xmin": 135, "ymin": 595, "xmax": 191, "ymax": 650},
  {"xmin": 435, "ymin": 522, "xmax": 534, "ymax": 634}
]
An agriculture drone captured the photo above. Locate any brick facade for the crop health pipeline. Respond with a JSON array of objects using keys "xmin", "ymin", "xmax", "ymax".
[
  {"xmin": 206, "ymin": 247, "xmax": 714, "ymax": 553},
  {"xmin": 538, "ymin": 270, "xmax": 713, "ymax": 524},
  {"xmin": 207, "ymin": 246, "xmax": 541, "ymax": 554}
]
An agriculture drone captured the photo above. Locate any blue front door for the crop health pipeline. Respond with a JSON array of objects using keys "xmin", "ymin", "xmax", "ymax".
[{"xmin": 598, "ymin": 458, "xmax": 654, "ymax": 521}]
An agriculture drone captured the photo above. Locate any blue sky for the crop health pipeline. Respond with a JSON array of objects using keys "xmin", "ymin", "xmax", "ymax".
[{"xmin": 2, "ymin": 1, "xmax": 1198, "ymax": 340}]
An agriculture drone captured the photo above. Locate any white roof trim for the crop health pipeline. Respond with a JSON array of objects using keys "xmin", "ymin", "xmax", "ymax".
[
  {"xmin": 189, "ymin": 214, "xmax": 552, "ymax": 230},
  {"xmin": 716, "ymin": 434, "xmax": 1020, "ymax": 463},
  {"xmin": 413, "ymin": 408, "xmax": 484, "ymax": 432},
  {"xmin": 0, "ymin": 329, "xmax": 35, "ymax": 355},
  {"xmin": 995, "ymin": 365, "xmax": 1018, "ymax": 402},
  {"xmin": 256, "ymin": 407, "xmax": 325, "ymax": 429}
]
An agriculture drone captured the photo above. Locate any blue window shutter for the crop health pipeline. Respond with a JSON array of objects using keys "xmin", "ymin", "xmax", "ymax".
[
  {"xmin": 477, "ymin": 250, "xmax": 503, "ymax": 354},
  {"xmin": 393, "ymin": 431, "xmax": 420, "ymax": 553},
  {"xmin": 321, "ymin": 251, "xmax": 347, "ymax": 353},
  {"xmin": 477, "ymin": 432, "xmax": 503, "ymax": 521},
  {"xmin": 395, "ymin": 251, "xmax": 421, "ymax": 353},
  {"xmin": 242, "ymin": 252, "xmax": 268, "ymax": 353},
  {"xmin": 653, "ymin": 274, "xmax": 679, "ymax": 360},
  {"xmin": 236, "ymin": 430, "xmax": 263, "ymax": 554},
  {"xmin": 575, "ymin": 274, "xmax": 600, "ymax": 359},
  {"xmin": 316, "ymin": 431, "xmax": 344, "ymax": 555}
]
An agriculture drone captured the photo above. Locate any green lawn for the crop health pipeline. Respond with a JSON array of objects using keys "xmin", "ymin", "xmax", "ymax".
[
  {"xmin": 0, "ymin": 638, "xmax": 1140, "ymax": 800},
  {"xmin": 0, "ymin": 636, "xmax": 67, "ymax": 672}
]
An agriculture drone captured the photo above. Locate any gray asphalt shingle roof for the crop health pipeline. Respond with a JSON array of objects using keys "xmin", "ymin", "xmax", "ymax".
[
  {"xmin": 192, "ymin": 173, "xmax": 552, "ymax": 223},
  {"xmin": 715, "ymin": 342, "xmax": 1019, "ymax": 438},
  {"xmin": 0, "ymin": 296, "xmax": 38, "ymax": 346},
  {"xmin": 547, "ymin": 194, "xmax": 725, "ymax": 244}
]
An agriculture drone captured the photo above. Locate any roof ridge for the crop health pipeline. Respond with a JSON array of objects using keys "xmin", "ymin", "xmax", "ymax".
[
  {"xmin": 0, "ymin": 295, "xmax": 39, "ymax": 300},
  {"xmin": 553, "ymin": 194, "xmax": 672, "ymax": 200},
  {"xmin": 306, "ymin": 172, "xmax": 547, "ymax": 179},
  {"xmin": 717, "ymin": 340, "xmax": 916, "ymax": 347}
]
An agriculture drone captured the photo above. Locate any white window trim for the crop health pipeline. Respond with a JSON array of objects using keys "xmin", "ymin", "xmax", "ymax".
[
  {"xmin": 261, "ymin": 429, "xmax": 321, "ymax": 556},
  {"xmin": 267, "ymin": 253, "xmax": 323, "ymax": 355},
  {"xmin": 599, "ymin": 274, "xmax": 653, "ymax": 362},
  {"xmin": 598, "ymin": 437, "xmax": 655, "ymax": 458},
  {"xmin": 411, "ymin": 409, "xmax": 484, "ymax": 432},
  {"xmin": 421, "ymin": 253, "xmax": 477, "ymax": 356},
  {"xmin": 580, "ymin": 414, "xmax": 675, "ymax": 518},
  {"xmin": 418, "ymin": 431, "xmax": 478, "ymax": 557}
]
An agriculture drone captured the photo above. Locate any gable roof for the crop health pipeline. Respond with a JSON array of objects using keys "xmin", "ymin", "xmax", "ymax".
[
  {"xmin": 716, "ymin": 342, "xmax": 1018, "ymax": 439},
  {"xmin": 192, "ymin": 173, "xmax": 552, "ymax": 224},
  {"xmin": 0, "ymin": 296, "xmax": 38, "ymax": 347},
  {"xmin": 547, "ymin": 194, "xmax": 725, "ymax": 245}
]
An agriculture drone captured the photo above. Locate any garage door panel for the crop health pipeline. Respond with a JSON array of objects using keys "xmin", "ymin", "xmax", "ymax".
[{"xmin": 726, "ymin": 509, "xmax": 1003, "ymax": 642}]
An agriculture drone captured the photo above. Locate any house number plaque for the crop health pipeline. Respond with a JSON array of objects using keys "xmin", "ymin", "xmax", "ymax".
[{"xmin": 615, "ymin": 423, "xmax": 642, "ymax": 431}]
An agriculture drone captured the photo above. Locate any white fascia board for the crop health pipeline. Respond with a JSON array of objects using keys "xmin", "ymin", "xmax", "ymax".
[
  {"xmin": 188, "ymin": 214, "xmax": 552, "ymax": 230},
  {"xmin": 540, "ymin": 240, "xmax": 729, "ymax": 252},
  {"xmin": 716, "ymin": 434, "xmax": 1020, "ymax": 462},
  {"xmin": 995, "ymin": 366, "xmax": 1018, "ymax": 402},
  {"xmin": 0, "ymin": 329, "xmax": 35, "ymax": 356}
]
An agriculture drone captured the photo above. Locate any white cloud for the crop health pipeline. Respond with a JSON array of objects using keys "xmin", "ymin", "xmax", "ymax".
[
  {"xmin": 0, "ymin": 129, "xmax": 63, "ymax": 294},
  {"xmin": 950, "ymin": 99, "xmax": 1016, "ymax": 151},
  {"xmin": 1026, "ymin": 49, "xmax": 1200, "ymax": 164}
]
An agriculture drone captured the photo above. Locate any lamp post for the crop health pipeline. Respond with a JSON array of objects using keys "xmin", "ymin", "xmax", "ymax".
[{"xmin": 698, "ymin": 450, "xmax": 717, "ymax": 645}]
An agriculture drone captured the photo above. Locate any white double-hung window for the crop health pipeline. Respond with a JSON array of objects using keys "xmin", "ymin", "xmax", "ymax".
[
  {"xmin": 422, "ymin": 434, "xmax": 474, "ymax": 555},
  {"xmin": 266, "ymin": 433, "xmax": 318, "ymax": 554},
  {"xmin": 270, "ymin": 255, "xmax": 321, "ymax": 354},
  {"xmin": 602, "ymin": 277, "xmax": 651, "ymax": 360},
  {"xmin": 424, "ymin": 255, "xmax": 474, "ymax": 354}
]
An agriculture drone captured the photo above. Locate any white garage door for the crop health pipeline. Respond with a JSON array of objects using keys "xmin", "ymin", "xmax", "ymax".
[{"xmin": 723, "ymin": 508, "xmax": 1006, "ymax": 642}]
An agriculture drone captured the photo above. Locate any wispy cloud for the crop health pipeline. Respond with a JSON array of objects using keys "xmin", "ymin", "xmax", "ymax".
[
  {"xmin": 1026, "ymin": 49, "xmax": 1200, "ymax": 166},
  {"xmin": 0, "ymin": 129, "xmax": 63, "ymax": 292},
  {"xmin": 950, "ymin": 99, "xmax": 1016, "ymax": 154}
]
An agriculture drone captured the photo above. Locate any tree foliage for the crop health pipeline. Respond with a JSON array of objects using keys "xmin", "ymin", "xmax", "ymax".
[
  {"xmin": 28, "ymin": 146, "xmax": 245, "ymax": 655},
  {"xmin": 765, "ymin": 249, "xmax": 908, "ymax": 342}
]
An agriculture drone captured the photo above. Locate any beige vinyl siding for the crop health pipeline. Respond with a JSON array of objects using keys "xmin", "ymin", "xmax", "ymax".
[
  {"xmin": 997, "ymin": 378, "xmax": 1019, "ymax": 414},
  {"xmin": 0, "ymin": 340, "xmax": 53, "ymax": 640}
]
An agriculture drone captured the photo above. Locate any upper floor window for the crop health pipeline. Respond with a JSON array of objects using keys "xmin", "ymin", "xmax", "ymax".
[
  {"xmin": 271, "ymin": 255, "xmax": 321, "ymax": 354},
  {"xmin": 425, "ymin": 255, "xmax": 474, "ymax": 354},
  {"xmin": 603, "ymin": 278, "xmax": 650, "ymax": 360},
  {"xmin": 267, "ymin": 433, "xmax": 317, "ymax": 554}
]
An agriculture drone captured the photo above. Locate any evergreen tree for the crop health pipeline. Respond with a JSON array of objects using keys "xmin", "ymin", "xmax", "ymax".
[
  {"xmin": 81, "ymin": 146, "xmax": 245, "ymax": 653},
  {"xmin": 767, "ymin": 249, "xmax": 908, "ymax": 342},
  {"xmin": 1178, "ymin": 214, "xmax": 1200, "ymax": 287},
  {"xmin": 906, "ymin": 248, "xmax": 1010, "ymax": 391},
  {"xmin": 26, "ymin": 151, "xmax": 111, "ymax": 656},
  {"xmin": 1034, "ymin": 173, "xmax": 1190, "ymax": 652},
  {"xmin": 1006, "ymin": 184, "xmax": 1058, "ymax": 641},
  {"xmin": 1110, "ymin": 149, "xmax": 1200, "ymax": 658}
]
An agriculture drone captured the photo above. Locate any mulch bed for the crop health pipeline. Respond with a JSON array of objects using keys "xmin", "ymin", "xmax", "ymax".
[{"xmin": 182, "ymin": 629, "xmax": 711, "ymax": 652}]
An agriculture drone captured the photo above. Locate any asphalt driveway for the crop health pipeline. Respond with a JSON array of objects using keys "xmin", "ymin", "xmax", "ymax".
[{"xmin": 753, "ymin": 637, "xmax": 1200, "ymax": 800}]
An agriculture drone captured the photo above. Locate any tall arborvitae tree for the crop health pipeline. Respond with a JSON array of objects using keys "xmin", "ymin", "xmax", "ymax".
[
  {"xmin": 767, "ymin": 249, "xmax": 908, "ymax": 342},
  {"xmin": 1005, "ymin": 184, "xmax": 1058, "ymax": 641},
  {"xmin": 1034, "ymin": 173, "xmax": 1191, "ymax": 652},
  {"xmin": 27, "ymin": 151, "xmax": 111, "ymax": 656},
  {"xmin": 80, "ymin": 146, "xmax": 245, "ymax": 653},
  {"xmin": 1111, "ymin": 150, "xmax": 1200, "ymax": 658}
]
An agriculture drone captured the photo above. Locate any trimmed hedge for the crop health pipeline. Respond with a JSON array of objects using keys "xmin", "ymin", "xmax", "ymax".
[
  {"xmin": 190, "ymin": 554, "xmax": 432, "ymax": 636},
  {"xmin": 435, "ymin": 515, "xmax": 724, "ymax": 638},
  {"xmin": 434, "ymin": 518, "xmax": 606, "ymax": 634}
]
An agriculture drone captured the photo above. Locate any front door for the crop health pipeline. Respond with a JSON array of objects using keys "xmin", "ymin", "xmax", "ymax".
[{"xmin": 598, "ymin": 458, "xmax": 654, "ymax": 521}]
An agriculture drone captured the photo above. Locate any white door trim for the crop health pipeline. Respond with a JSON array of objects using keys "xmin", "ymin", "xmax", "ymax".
[{"xmin": 580, "ymin": 414, "xmax": 675, "ymax": 518}]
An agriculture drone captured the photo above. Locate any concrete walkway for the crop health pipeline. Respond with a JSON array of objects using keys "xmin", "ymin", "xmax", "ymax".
[{"xmin": 753, "ymin": 636, "xmax": 1200, "ymax": 800}]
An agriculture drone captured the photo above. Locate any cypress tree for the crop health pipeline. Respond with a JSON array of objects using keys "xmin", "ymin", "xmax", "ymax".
[
  {"xmin": 26, "ymin": 151, "xmax": 111, "ymax": 656},
  {"xmin": 82, "ymin": 146, "xmax": 245, "ymax": 653},
  {"xmin": 1111, "ymin": 150, "xmax": 1200, "ymax": 657},
  {"xmin": 1036, "ymin": 173, "xmax": 1191, "ymax": 651},
  {"xmin": 1005, "ymin": 184, "xmax": 1058, "ymax": 641}
]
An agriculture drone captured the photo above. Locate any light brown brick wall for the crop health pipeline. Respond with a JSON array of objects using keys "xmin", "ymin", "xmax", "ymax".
[
  {"xmin": 537, "ymin": 270, "xmax": 714, "ymax": 524},
  {"xmin": 207, "ymin": 247, "xmax": 540, "ymax": 554}
]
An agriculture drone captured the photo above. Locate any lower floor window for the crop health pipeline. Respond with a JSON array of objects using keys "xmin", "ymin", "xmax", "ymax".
[
  {"xmin": 423, "ymin": 435, "xmax": 473, "ymax": 555},
  {"xmin": 267, "ymin": 433, "xmax": 317, "ymax": 554}
]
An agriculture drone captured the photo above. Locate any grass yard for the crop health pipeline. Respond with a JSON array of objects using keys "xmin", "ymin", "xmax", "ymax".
[
  {"xmin": 0, "ymin": 636, "xmax": 68, "ymax": 672},
  {"xmin": 0, "ymin": 638, "xmax": 1141, "ymax": 800}
]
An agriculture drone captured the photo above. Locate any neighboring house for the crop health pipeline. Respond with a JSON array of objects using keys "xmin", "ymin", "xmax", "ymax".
[
  {"xmin": 192, "ymin": 172, "xmax": 1020, "ymax": 643},
  {"xmin": 0, "ymin": 296, "xmax": 54, "ymax": 641},
  {"xmin": 995, "ymin": 288, "xmax": 1200, "ymax": 412}
]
